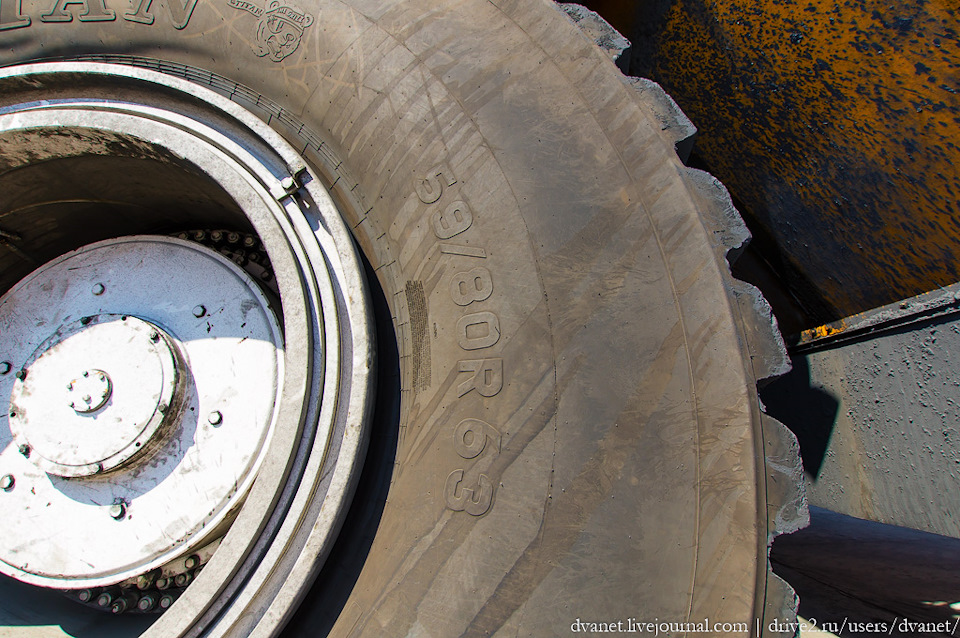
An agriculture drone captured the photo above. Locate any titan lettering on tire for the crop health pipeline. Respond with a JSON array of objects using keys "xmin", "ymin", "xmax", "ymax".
[{"xmin": 0, "ymin": 1, "xmax": 804, "ymax": 637}]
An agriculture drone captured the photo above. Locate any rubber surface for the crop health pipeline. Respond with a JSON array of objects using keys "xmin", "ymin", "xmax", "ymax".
[{"xmin": 0, "ymin": 0, "xmax": 803, "ymax": 635}]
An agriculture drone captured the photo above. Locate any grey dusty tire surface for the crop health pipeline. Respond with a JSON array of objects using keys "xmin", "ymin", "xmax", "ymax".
[{"xmin": 0, "ymin": 0, "xmax": 805, "ymax": 636}]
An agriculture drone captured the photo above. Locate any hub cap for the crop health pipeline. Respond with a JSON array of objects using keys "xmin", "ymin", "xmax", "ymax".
[{"xmin": 10, "ymin": 314, "xmax": 182, "ymax": 478}]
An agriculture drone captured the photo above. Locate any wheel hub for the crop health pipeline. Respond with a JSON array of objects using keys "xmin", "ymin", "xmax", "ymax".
[
  {"xmin": 67, "ymin": 368, "xmax": 113, "ymax": 414},
  {"xmin": 0, "ymin": 62, "xmax": 375, "ymax": 636},
  {"xmin": 11, "ymin": 315, "xmax": 181, "ymax": 478},
  {"xmin": 0, "ymin": 236, "xmax": 283, "ymax": 586}
]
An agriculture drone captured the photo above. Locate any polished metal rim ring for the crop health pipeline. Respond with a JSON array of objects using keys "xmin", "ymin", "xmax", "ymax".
[{"xmin": 0, "ymin": 62, "xmax": 375, "ymax": 637}]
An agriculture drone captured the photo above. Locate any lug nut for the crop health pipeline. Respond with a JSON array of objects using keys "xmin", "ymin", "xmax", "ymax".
[
  {"xmin": 159, "ymin": 591, "xmax": 180, "ymax": 610},
  {"xmin": 208, "ymin": 411, "xmax": 223, "ymax": 426},
  {"xmin": 138, "ymin": 593, "xmax": 158, "ymax": 612},
  {"xmin": 77, "ymin": 588, "xmax": 99, "ymax": 603},
  {"xmin": 192, "ymin": 305, "xmax": 206, "ymax": 318},
  {"xmin": 155, "ymin": 577, "xmax": 172, "ymax": 591},
  {"xmin": 184, "ymin": 554, "xmax": 201, "ymax": 570},
  {"xmin": 136, "ymin": 569, "xmax": 160, "ymax": 590},
  {"xmin": 92, "ymin": 283, "xmax": 105, "ymax": 296},
  {"xmin": 0, "ymin": 362, "xmax": 10, "ymax": 375},
  {"xmin": 109, "ymin": 502, "xmax": 126, "ymax": 520},
  {"xmin": 174, "ymin": 572, "xmax": 192, "ymax": 587},
  {"xmin": 96, "ymin": 588, "xmax": 119, "ymax": 608},
  {"xmin": 110, "ymin": 591, "xmax": 139, "ymax": 614},
  {"xmin": 0, "ymin": 475, "xmax": 14, "ymax": 491}
]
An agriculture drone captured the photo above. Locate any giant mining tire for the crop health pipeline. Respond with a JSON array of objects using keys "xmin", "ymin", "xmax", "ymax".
[{"xmin": 0, "ymin": 1, "xmax": 805, "ymax": 636}]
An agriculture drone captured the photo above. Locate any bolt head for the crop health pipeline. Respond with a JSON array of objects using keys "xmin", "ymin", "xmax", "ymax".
[
  {"xmin": 14, "ymin": 369, "xmax": 26, "ymax": 381},
  {"xmin": 92, "ymin": 283, "xmax": 105, "ymax": 296},
  {"xmin": 208, "ymin": 410, "xmax": 223, "ymax": 426},
  {"xmin": 0, "ymin": 362, "xmax": 10, "ymax": 375},
  {"xmin": 184, "ymin": 554, "xmax": 200, "ymax": 569},
  {"xmin": 192, "ymin": 305, "xmax": 206, "ymax": 318},
  {"xmin": 109, "ymin": 503, "xmax": 126, "ymax": 520},
  {"xmin": 281, "ymin": 176, "xmax": 296, "ymax": 192},
  {"xmin": 0, "ymin": 475, "xmax": 14, "ymax": 491},
  {"xmin": 18, "ymin": 444, "xmax": 29, "ymax": 458}
]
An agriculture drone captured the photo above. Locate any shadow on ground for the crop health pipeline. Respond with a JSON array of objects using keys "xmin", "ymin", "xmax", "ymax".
[{"xmin": 773, "ymin": 507, "xmax": 960, "ymax": 637}]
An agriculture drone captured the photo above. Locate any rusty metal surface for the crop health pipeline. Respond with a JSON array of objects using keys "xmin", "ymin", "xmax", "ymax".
[{"xmin": 594, "ymin": 0, "xmax": 960, "ymax": 329}]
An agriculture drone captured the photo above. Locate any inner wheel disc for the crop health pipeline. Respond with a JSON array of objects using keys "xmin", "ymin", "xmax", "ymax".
[
  {"xmin": 10, "ymin": 314, "xmax": 183, "ymax": 478},
  {"xmin": 0, "ymin": 236, "xmax": 283, "ymax": 587}
]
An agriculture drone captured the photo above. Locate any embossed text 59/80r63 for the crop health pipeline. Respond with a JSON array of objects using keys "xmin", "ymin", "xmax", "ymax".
[{"xmin": 416, "ymin": 169, "xmax": 504, "ymax": 518}]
